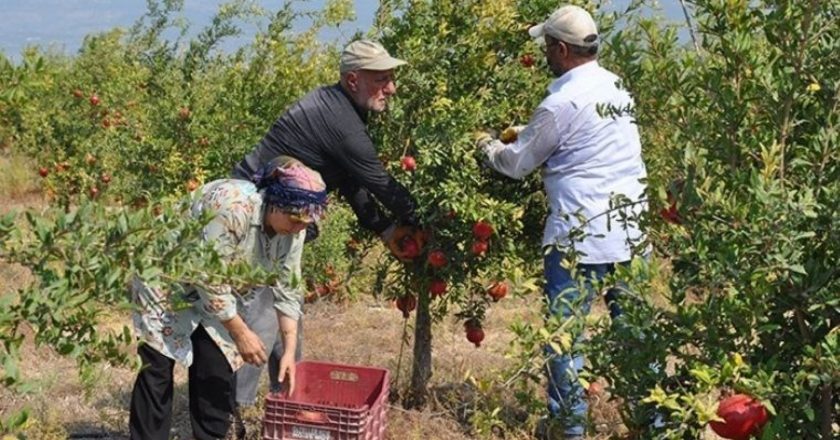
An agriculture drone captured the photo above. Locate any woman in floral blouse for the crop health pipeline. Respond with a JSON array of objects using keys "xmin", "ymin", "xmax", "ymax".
[{"xmin": 128, "ymin": 156, "xmax": 327, "ymax": 440}]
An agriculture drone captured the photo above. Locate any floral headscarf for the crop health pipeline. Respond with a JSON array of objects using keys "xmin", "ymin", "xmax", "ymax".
[{"xmin": 251, "ymin": 156, "xmax": 328, "ymax": 222}]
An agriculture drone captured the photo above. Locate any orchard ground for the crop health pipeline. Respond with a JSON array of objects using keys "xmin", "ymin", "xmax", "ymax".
[{"xmin": 0, "ymin": 153, "xmax": 731, "ymax": 440}]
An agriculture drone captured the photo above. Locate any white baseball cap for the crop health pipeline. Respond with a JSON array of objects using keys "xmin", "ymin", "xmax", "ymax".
[
  {"xmin": 528, "ymin": 5, "xmax": 599, "ymax": 47},
  {"xmin": 339, "ymin": 40, "xmax": 407, "ymax": 73}
]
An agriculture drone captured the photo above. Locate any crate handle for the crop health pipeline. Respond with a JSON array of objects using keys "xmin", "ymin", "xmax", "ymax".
[
  {"xmin": 329, "ymin": 370, "xmax": 359, "ymax": 382},
  {"xmin": 295, "ymin": 410, "xmax": 331, "ymax": 424}
]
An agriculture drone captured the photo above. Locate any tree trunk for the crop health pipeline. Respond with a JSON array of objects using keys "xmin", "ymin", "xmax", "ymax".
[
  {"xmin": 404, "ymin": 289, "xmax": 432, "ymax": 408},
  {"xmin": 819, "ymin": 382, "xmax": 833, "ymax": 440}
]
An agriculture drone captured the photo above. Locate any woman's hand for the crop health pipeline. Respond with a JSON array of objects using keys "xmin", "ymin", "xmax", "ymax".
[
  {"xmin": 276, "ymin": 312, "xmax": 299, "ymax": 395},
  {"xmin": 277, "ymin": 351, "xmax": 296, "ymax": 395},
  {"xmin": 232, "ymin": 327, "xmax": 268, "ymax": 366},
  {"xmin": 222, "ymin": 315, "xmax": 267, "ymax": 366}
]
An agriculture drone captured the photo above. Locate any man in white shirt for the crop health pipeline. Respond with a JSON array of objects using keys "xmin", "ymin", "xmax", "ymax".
[{"xmin": 478, "ymin": 5, "xmax": 648, "ymax": 439}]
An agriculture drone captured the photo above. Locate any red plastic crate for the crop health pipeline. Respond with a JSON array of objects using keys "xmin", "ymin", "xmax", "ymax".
[{"xmin": 261, "ymin": 360, "xmax": 390, "ymax": 440}]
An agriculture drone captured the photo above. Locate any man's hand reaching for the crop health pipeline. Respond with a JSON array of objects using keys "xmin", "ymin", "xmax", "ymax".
[{"xmin": 382, "ymin": 225, "xmax": 427, "ymax": 262}]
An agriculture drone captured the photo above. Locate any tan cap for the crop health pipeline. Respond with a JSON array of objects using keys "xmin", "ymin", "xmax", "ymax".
[
  {"xmin": 339, "ymin": 39, "xmax": 407, "ymax": 73},
  {"xmin": 528, "ymin": 5, "xmax": 599, "ymax": 47}
]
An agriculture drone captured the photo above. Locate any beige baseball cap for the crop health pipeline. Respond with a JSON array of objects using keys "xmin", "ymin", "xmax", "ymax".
[
  {"xmin": 339, "ymin": 39, "xmax": 407, "ymax": 73},
  {"xmin": 528, "ymin": 5, "xmax": 599, "ymax": 47}
]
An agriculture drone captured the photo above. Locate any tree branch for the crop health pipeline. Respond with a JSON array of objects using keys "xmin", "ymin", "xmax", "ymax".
[{"xmin": 677, "ymin": 0, "xmax": 700, "ymax": 52}]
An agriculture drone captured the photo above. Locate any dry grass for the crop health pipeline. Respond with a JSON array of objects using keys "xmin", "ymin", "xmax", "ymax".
[
  {"xmin": 0, "ymin": 267, "xmax": 727, "ymax": 440},
  {"xmin": 0, "ymin": 292, "xmax": 630, "ymax": 440},
  {"xmin": 0, "ymin": 150, "xmax": 43, "ymax": 209}
]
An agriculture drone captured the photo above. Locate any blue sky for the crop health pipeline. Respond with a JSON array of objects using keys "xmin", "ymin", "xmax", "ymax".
[
  {"xmin": 0, "ymin": 0, "xmax": 380, "ymax": 61},
  {"xmin": 0, "ymin": 1, "xmax": 687, "ymax": 62}
]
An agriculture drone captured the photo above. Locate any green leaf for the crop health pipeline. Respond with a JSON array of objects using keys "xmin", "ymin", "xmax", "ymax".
[
  {"xmin": 759, "ymin": 417, "xmax": 778, "ymax": 439},
  {"xmin": 2, "ymin": 354, "xmax": 19, "ymax": 385},
  {"xmin": 1, "ymin": 408, "xmax": 29, "ymax": 431},
  {"xmin": 690, "ymin": 368, "xmax": 713, "ymax": 385},
  {"xmin": 787, "ymin": 264, "xmax": 807, "ymax": 275},
  {"xmin": 762, "ymin": 399, "xmax": 777, "ymax": 416},
  {"xmin": 804, "ymin": 406, "xmax": 814, "ymax": 422}
]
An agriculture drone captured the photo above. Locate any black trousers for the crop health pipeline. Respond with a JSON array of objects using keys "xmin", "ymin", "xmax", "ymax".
[{"xmin": 129, "ymin": 325, "xmax": 235, "ymax": 440}]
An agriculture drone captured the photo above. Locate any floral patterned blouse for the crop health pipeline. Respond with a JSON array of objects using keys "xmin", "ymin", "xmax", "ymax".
[{"xmin": 131, "ymin": 179, "xmax": 305, "ymax": 371}]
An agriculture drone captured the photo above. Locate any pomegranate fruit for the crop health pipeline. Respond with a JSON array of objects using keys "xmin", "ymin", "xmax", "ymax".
[
  {"xmin": 400, "ymin": 155, "xmax": 416, "ymax": 172},
  {"xmin": 471, "ymin": 240, "xmax": 488, "ymax": 256},
  {"xmin": 472, "ymin": 221, "xmax": 493, "ymax": 241},
  {"xmin": 427, "ymin": 250, "xmax": 447, "ymax": 269},
  {"xmin": 709, "ymin": 394, "xmax": 769, "ymax": 440},
  {"xmin": 487, "ymin": 281, "xmax": 508, "ymax": 302},
  {"xmin": 399, "ymin": 236, "xmax": 421, "ymax": 260},
  {"xmin": 396, "ymin": 295, "xmax": 417, "ymax": 318},
  {"xmin": 465, "ymin": 321, "xmax": 485, "ymax": 347},
  {"xmin": 428, "ymin": 279, "xmax": 447, "ymax": 298}
]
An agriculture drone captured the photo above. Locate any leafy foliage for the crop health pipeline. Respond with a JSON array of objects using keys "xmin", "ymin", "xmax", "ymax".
[
  {"xmin": 487, "ymin": 0, "xmax": 840, "ymax": 438},
  {"xmin": 0, "ymin": 0, "xmax": 837, "ymax": 438},
  {"xmin": 0, "ymin": 200, "xmax": 282, "ymax": 390},
  {"xmin": 0, "ymin": 0, "xmax": 344, "ymax": 207}
]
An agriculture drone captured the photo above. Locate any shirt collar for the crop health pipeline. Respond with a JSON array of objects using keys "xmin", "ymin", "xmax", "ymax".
[
  {"xmin": 252, "ymin": 189, "xmax": 268, "ymax": 231},
  {"xmin": 547, "ymin": 60, "xmax": 600, "ymax": 94}
]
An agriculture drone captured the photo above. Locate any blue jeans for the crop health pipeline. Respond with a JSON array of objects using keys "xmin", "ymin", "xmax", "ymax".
[{"xmin": 543, "ymin": 247, "xmax": 627, "ymax": 437}]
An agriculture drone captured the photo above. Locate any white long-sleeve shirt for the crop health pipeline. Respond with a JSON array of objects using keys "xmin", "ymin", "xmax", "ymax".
[{"xmin": 483, "ymin": 61, "xmax": 647, "ymax": 264}]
